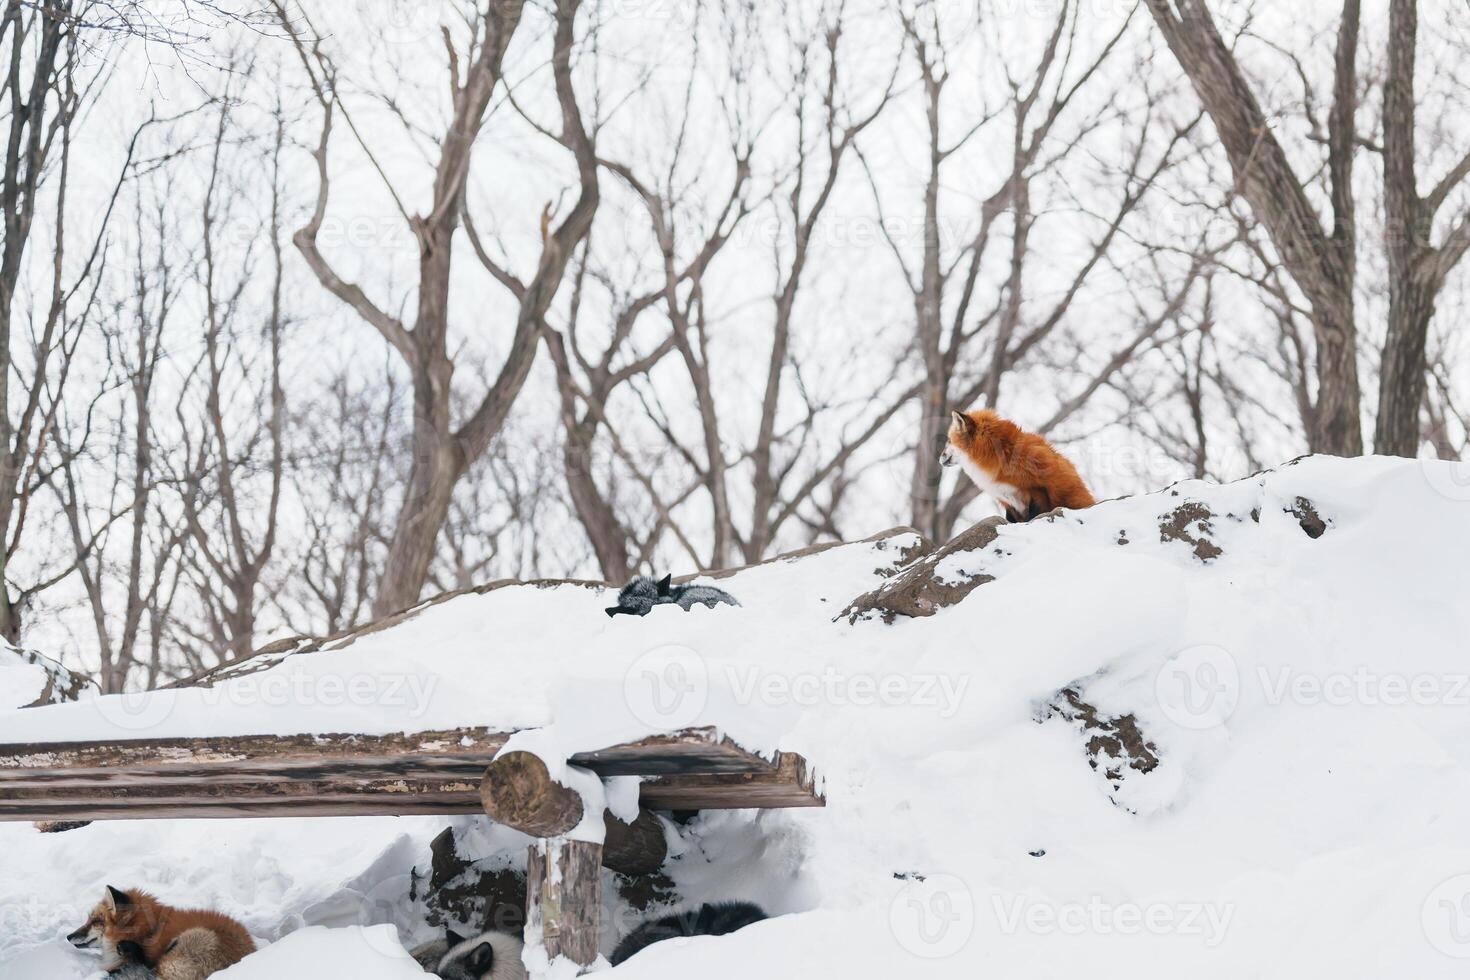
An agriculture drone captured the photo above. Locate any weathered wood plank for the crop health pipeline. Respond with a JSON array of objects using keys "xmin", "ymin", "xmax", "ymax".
[
  {"xmin": 0, "ymin": 727, "xmax": 770, "ymax": 781},
  {"xmin": 0, "ymin": 764, "xmax": 822, "ymax": 821},
  {"xmin": 638, "ymin": 752, "xmax": 824, "ymax": 809},
  {"xmin": 0, "ymin": 727, "xmax": 511, "ymax": 772},
  {"xmin": 0, "ymin": 726, "xmax": 824, "ymax": 821}
]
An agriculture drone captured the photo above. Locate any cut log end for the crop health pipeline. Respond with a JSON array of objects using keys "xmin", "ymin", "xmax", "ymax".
[{"xmin": 479, "ymin": 751, "xmax": 584, "ymax": 838}]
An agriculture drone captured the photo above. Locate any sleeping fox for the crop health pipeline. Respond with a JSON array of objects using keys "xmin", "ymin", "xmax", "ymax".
[
  {"xmin": 941, "ymin": 409, "xmax": 1095, "ymax": 522},
  {"xmin": 67, "ymin": 886, "xmax": 255, "ymax": 980}
]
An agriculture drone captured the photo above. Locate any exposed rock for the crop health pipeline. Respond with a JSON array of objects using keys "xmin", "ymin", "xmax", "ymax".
[
  {"xmin": 1289, "ymin": 496, "xmax": 1329, "ymax": 538},
  {"xmin": 1157, "ymin": 501, "xmax": 1223, "ymax": 561},
  {"xmin": 615, "ymin": 870, "xmax": 678, "ymax": 913},
  {"xmin": 1047, "ymin": 687, "xmax": 1160, "ymax": 809},
  {"xmin": 839, "ymin": 518, "xmax": 1005, "ymax": 624},
  {"xmin": 412, "ymin": 826, "xmax": 527, "ymax": 933},
  {"xmin": 2, "ymin": 643, "xmax": 98, "ymax": 708}
]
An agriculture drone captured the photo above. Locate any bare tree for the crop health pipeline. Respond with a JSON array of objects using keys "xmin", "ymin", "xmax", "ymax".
[
  {"xmin": 277, "ymin": 0, "xmax": 599, "ymax": 616},
  {"xmin": 52, "ymin": 189, "xmax": 188, "ymax": 692},
  {"xmin": 1142, "ymin": 0, "xmax": 1363, "ymax": 456},
  {"xmin": 1, "ymin": 0, "xmax": 94, "ymax": 640},
  {"xmin": 1373, "ymin": 0, "xmax": 1470, "ymax": 455},
  {"xmin": 0, "ymin": 0, "xmax": 240, "ymax": 643},
  {"xmin": 868, "ymin": 1, "xmax": 1201, "ymax": 540},
  {"xmin": 277, "ymin": 365, "xmax": 401, "ymax": 637},
  {"xmin": 170, "ymin": 85, "xmax": 288, "ymax": 668}
]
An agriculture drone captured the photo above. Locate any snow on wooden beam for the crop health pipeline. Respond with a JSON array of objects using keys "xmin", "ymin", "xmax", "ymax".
[{"xmin": 0, "ymin": 727, "xmax": 822, "ymax": 821}]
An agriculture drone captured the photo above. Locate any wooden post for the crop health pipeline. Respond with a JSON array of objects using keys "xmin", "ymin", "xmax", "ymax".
[{"xmin": 526, "ymin": 838, "xmax": 603, "ymax": 969}]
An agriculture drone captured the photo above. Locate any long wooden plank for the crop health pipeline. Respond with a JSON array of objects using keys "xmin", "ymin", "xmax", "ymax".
[
  {"xmin": 0, "ymin": 727, "xmax": 770, "ymax": 782},
  {"xmin": 0, "ymin": 725, "xmax": 824, "ymax": 820},
  {"xmin": 0, "ymin": 767, "xmax": 822, "ymax": 820}
]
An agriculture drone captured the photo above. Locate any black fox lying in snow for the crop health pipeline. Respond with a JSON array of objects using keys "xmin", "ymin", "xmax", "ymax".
[
  {"xmin": 605, "ymin": 574, "xmax": 740, "ymax": 618},
  {"xmin": 610, "ymin": 901, "xmax": 768, "ymax": 965}
]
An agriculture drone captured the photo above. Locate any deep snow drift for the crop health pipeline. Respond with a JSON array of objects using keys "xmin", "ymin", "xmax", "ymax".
[{"xmin": 3, "ymin": 455, "xmax": 1470, "ymax": 978}]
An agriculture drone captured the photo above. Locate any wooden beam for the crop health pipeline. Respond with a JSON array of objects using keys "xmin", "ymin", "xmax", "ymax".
[
  {"xmin": 0, "ymin": 728, "xmax": 824, "ymax": 822},
  {"xmin": 0, "ymin": 727, "xmax": 768, "ymax": 779},
  {"xmin": 526, "ymin": 839, "xmax": 601, "ymax": 969},
  {"xmin": 639, "ymin": 752, "xmax": 823, "ymax": 809}
]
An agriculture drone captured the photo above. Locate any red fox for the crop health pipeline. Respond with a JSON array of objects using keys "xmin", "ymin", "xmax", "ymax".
[
  {"xmin": 940, "ymin": 409, "xmax": 1096, "ymax": 522},
  {"xmin": 67, "ymin": 886, "xmax": 255, "ymax": 980}
]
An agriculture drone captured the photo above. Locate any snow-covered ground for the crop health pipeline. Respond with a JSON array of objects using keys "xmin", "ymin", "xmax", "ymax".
[{"xmin": 4, "ymin": 455, "xmax": 1470, "ymax": 977}]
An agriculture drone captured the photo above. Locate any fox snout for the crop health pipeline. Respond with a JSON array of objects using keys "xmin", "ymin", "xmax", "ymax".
[
  {"xmin": 939, "ymin": 444, "xmax": 958, "ymax": 467},
  {"xmin": 67, "ymin": 923, "xmax": 99, "ymax": 949}
]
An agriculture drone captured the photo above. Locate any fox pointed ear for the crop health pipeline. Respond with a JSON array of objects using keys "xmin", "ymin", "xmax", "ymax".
[
  {"xmin": 656, "ymin": 574, "xmax": 672, "ymax": 596},
  {"xmin": 446, "ymin": 928, "xmax": 466, "ymax": 947},
  {"xmin": 104, "ymin": 886, "xmax": 130, "ymax": 912},
  {"xmin": 465, "ymin": 941, "xmax": 496, "ymax": 975},
  {"xmin": 950, "ymin": 410, "xmax": 974, "ymax": 434}
]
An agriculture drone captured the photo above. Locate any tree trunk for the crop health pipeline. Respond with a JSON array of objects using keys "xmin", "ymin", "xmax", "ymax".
[
  {"xmin": 908, "ymin": 382, "xmax": 947, "ymax": 542},
  {"xmin": 0, "ymin": 572, "xmax": 16, "ymax": 644},
  {"xmin": 1309, "ymin": 306, "xmax": 1365, "ymax": 457},
  {"xmin": 1375, "ymin": 0, "xmax": 1432, "ymax": 459},
  {"xmin": 375, "ymin": 415, "xmax": 464, "ymax": 617},
  {"xmin": 1375, "ymin": 270, "xmax": 1437, "ymax": 457},
  {"xmin": 563, "ymin": 420, "xmax": 630, "ymax": 582}
]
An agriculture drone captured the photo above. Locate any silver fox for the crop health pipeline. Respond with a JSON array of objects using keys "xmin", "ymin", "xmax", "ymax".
[
  {"xmin": 605, "ymin": 574, "xmax": 740, "ymax": 618},
  {"xmin": 610, "ymin": 901, "xmax": 767, "ymax": 965},
  {"xmin": 410, "ymin": 929, "xmax": 526, "ymax": 980}
]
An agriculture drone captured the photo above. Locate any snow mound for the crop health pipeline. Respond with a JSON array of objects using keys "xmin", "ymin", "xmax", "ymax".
[
  {"xmin": 3, "ymin": 456, "xmax": 1470, "ymax": 978},
  {"xmin": 214, "ymin": 926, "xmax": 426, "ymax": 978}
]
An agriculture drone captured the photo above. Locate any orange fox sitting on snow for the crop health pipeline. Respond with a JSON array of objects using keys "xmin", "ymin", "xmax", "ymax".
[
  {"xmin": 940, "ymin": 409, "xmax": 1095, "ymax": 522},
  {"xmin": 67, "ymin": 886, "xmax": 255, "ymax": 980}
]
